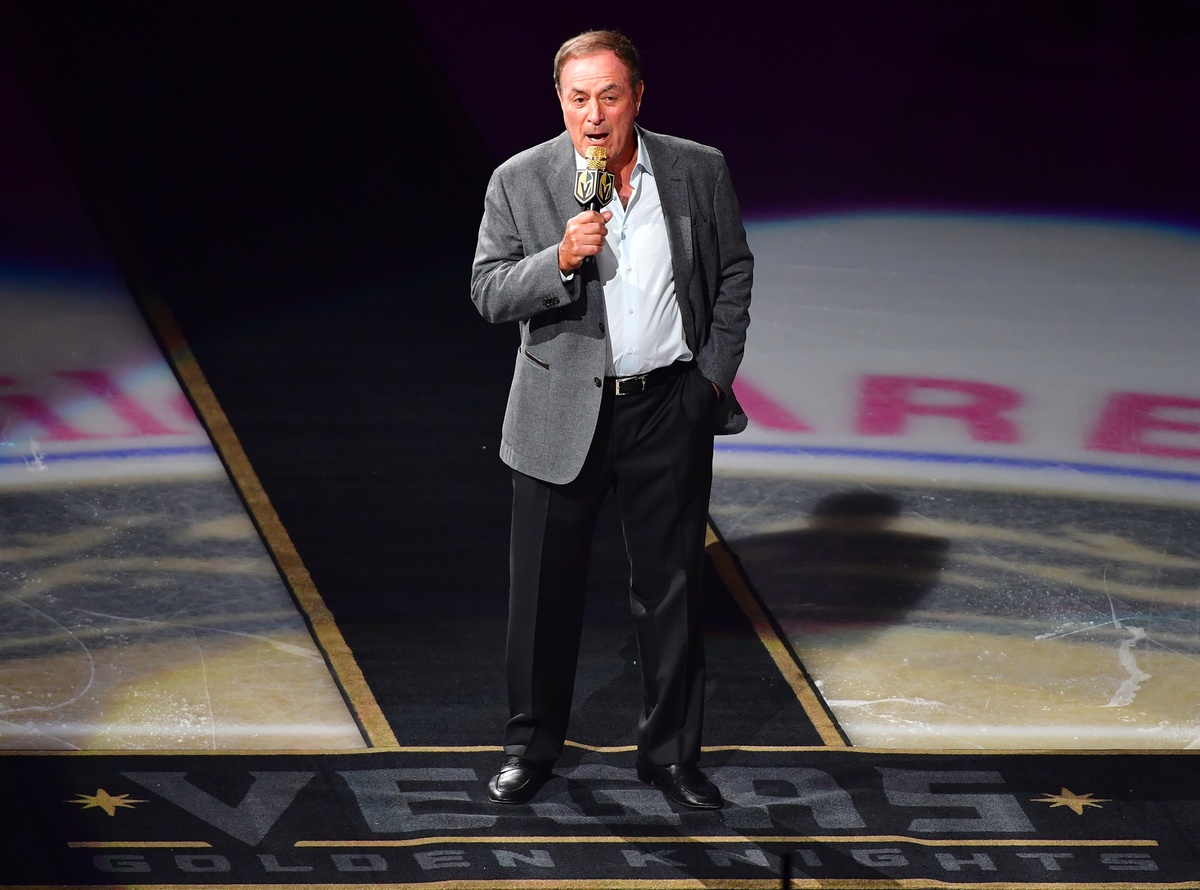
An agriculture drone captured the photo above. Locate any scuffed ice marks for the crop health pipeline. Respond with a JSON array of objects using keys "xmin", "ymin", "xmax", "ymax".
[
  {"xmin": 708, "ymin": 476, "xmax": 1200, "ymax": 748},
  {"xmin": 1104, "ymin": 624, "xmax": 1152, "ymax": 708},
  {"xmin": 0, "ymin": 478, "xmax": 347, "ymax": 749}
]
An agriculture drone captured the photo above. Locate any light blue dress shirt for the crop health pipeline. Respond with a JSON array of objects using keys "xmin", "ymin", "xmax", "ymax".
[{"xmin": 572, "ymin": 133, "xmax": 692, "ymax": 377}]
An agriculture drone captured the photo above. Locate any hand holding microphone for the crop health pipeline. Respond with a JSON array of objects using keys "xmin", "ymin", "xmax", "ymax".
[{"xmin": 558, "ymin": 146, "xmax": 614, "ymax": 273}]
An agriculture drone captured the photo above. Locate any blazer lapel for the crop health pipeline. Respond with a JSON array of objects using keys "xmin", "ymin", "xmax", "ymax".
[{"xmin": 549, "ymin": 132, "xmax": 582, "ymax": 229}]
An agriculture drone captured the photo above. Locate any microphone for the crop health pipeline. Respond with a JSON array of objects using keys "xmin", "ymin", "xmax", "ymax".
[
  {"xmin": 574, "ymin": 146, "xmax": 614, "ymax": 212},
  {"xmin": 573, "ymin": 146, "xmax": 614, "ymax": 267}
]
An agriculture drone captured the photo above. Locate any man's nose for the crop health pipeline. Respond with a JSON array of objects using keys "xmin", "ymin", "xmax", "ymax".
[{"xmin": 586, "ymin": 99, "xmax": 604, "ymax": 121}]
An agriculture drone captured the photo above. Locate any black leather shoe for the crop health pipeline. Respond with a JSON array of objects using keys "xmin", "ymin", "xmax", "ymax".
[
  {"xmin": 487, "ymin": 755, "xmax": 553, "ymax": 804},
  {"xmin": 636, "ymin": 756, "xmax": 723, "ymax": 809}
]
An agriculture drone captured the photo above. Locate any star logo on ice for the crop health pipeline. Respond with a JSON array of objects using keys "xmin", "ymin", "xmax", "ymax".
[
  {"xmin": 69, "ymin": 788, "xmax": 147, "ymax": 817},
  {"xmin": 1032, "ymin": 787, "xmax": 1110, "ymax": 815}
]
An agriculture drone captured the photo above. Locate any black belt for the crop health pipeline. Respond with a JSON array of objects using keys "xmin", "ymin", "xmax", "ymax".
[{"xmin": 607, "ymin": 360, "xmax": 694, "ymax": 396}]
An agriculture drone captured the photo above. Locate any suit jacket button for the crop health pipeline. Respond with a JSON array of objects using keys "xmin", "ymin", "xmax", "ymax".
[
  {"xmin": 544, "ymin": 297, "xmax": 560, "ymax": 307},
  {"xmin": 594, "ymin": 377, "xmax": 602, "ymax": 387}
]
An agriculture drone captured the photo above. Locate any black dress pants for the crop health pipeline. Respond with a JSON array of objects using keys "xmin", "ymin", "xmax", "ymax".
[{"xmin": 503, "ymin": 364, "xmax": 717, "ymax": 765}]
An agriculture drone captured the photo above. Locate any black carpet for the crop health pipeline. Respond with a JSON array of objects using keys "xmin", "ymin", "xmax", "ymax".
[{"xmin": 9, "ymin": 748, "xmax": 1200, "ymax": 886}]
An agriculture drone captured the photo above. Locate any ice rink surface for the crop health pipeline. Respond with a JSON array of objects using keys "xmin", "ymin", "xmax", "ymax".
[
  {"xmin": 712, "ymin": 213, "xmax": 1200, "ymax": 748},
  {"xmin": 0, "ymin": 276, "xmax": 369, "ymax": 751},
  {"xmin": 4, "ymin": 212, "xmax": 1197, "ymax": 752}
]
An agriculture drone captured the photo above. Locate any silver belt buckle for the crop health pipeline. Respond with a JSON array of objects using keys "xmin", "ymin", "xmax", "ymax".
[{"xmin": 614, "ymin": 372, "xmax": 649, "ymax": 396}]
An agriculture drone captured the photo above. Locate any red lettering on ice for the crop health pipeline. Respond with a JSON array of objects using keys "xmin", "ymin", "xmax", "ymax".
[
  {"xmin": 733, "ymin": 379, "xmax": 812, "ymax": 432},
  {"xmin": 856, "ymin": 375, "xmax": 1022, "ymax": 443},
  {"xmin": 1087, "ymin": 392, "xmax": 1200, "ymax": 461}
]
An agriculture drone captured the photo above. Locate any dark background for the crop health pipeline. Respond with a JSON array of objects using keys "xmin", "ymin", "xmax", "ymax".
[
  {"xmin": 408, "ymin": 0, "xmax": 1200, "ymax": 221},
  {"xmin": 10, "ymin": 1, "xmax": 1200, "ymax": 276},
  {"xmin": 4, "ymin": 0, "xmax": 1198, "ymax": 744}
]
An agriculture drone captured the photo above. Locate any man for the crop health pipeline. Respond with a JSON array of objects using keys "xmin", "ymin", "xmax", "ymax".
[{"xmin": 470, "ymin": 30, "xmax": 752, "ymax": 809}]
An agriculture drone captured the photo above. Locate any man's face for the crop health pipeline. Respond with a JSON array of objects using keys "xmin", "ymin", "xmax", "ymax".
[{"xmin": 558, "ymin": 50, "xmax": 643, "ymax": 168}]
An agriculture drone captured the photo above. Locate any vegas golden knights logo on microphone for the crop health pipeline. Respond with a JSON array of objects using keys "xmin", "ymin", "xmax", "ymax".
[
  {"xmin": 574, "ymin": 168, "xmax": 600, "ymax": 206},
  {"xmin": 596, "ymin": 169, "xmax": 614, "ymax": 205},
  {"xmin": 574, "ymin": 146, "xmax": 614, "ymax": 208}
]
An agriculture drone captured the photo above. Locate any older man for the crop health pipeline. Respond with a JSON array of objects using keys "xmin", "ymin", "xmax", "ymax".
[{"xmin": 471, "ymin": 30, "xmax": 752, "ymax": 808}]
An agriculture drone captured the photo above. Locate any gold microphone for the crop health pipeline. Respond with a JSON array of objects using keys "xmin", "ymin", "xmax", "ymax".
[
  {"xmin": 574, "ymin": 146, "xmax": 615, "ymax": 212},
  {"xmin": 586, "ymin": 145, "xmax": 607, "ymax": 171}
]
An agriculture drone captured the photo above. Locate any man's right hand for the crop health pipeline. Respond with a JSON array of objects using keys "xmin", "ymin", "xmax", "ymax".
[{"xmin": 558, "ymin": 210, "xmax": 612, "ymax": 273}]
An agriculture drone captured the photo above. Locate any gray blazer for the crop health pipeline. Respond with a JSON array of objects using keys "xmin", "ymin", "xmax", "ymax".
[{"xmin": 471, "ymin": 126, "xmax": 753, "ymax": 485}]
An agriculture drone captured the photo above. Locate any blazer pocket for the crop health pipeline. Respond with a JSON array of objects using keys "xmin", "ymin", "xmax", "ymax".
[{"xmin": 523, "ymin": 349, "xmax": 550, "ymax": 370}]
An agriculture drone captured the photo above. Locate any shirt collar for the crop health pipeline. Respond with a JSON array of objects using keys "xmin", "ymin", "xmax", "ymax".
[{"xmin": 634, "ymin": 131, "xmax": 652, "ymax": 177}]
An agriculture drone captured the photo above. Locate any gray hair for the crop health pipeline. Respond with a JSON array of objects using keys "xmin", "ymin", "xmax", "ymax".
[{"xmin": 553, "ymin": 30, "xmax": 642, "ymax": 91}]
